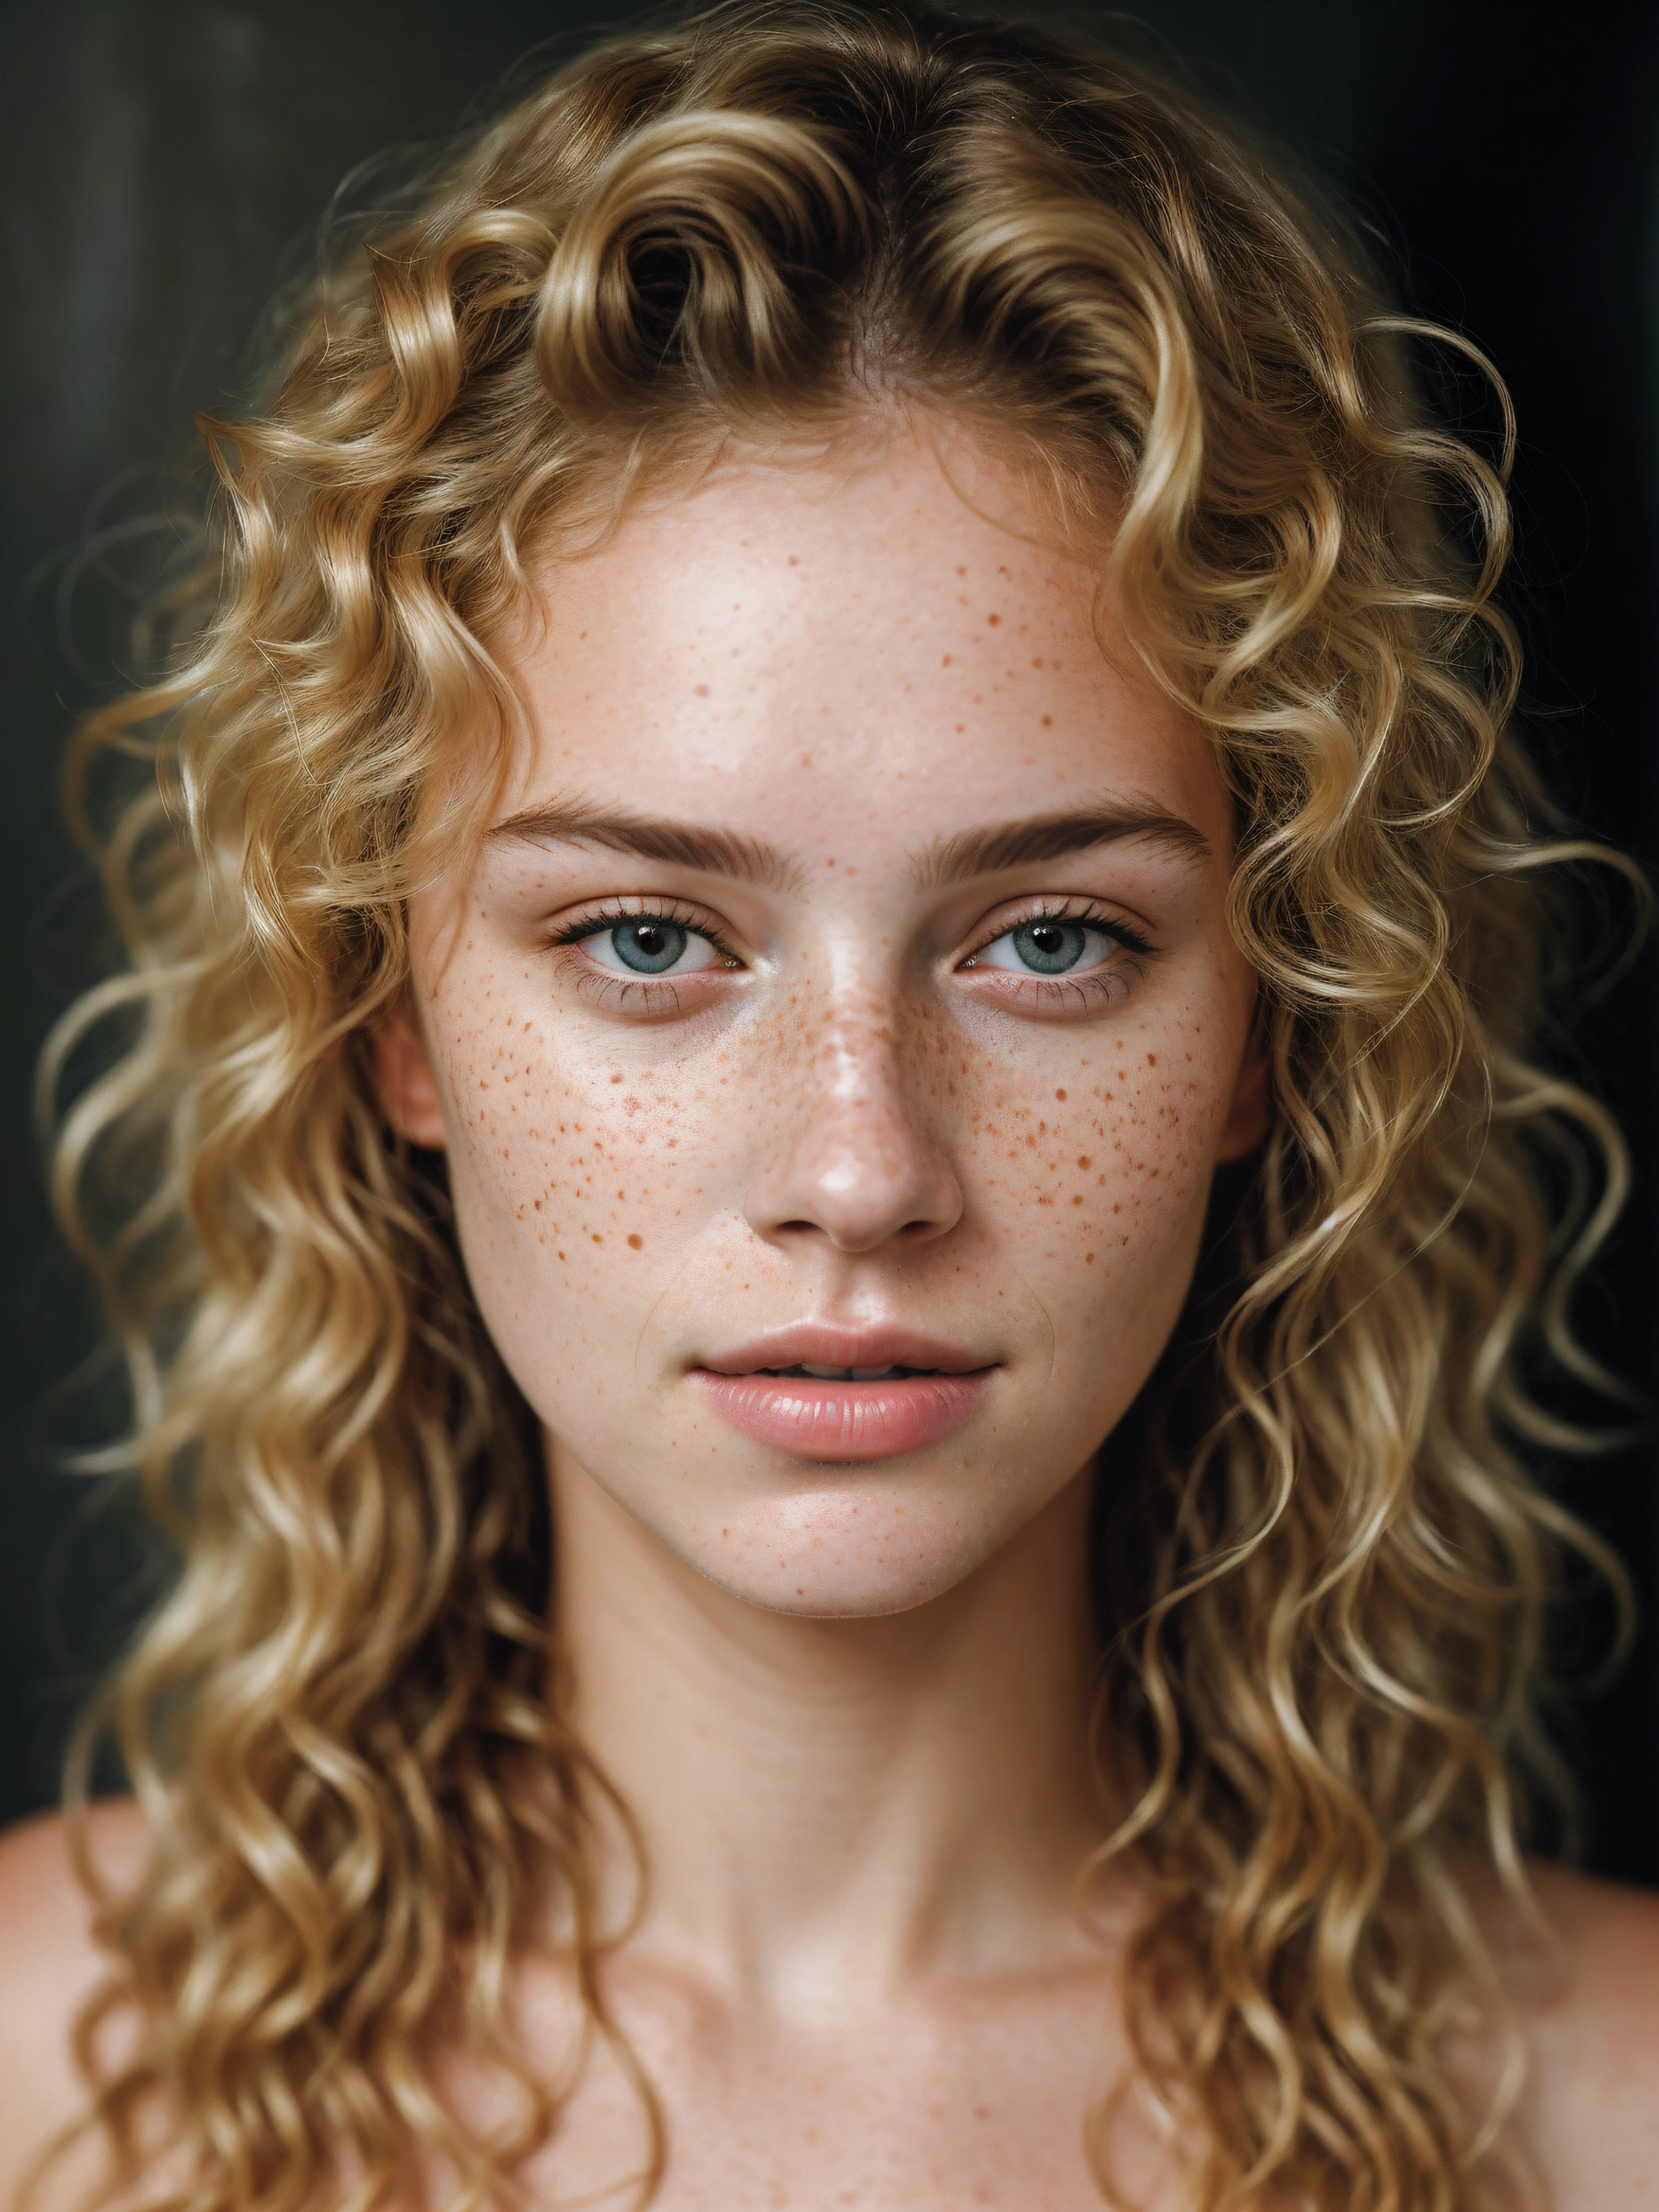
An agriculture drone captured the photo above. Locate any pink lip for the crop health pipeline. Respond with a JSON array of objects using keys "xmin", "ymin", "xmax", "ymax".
[{"xmin": 690, "ymin": 1325, "xmax": 997, "ymax": 1463}]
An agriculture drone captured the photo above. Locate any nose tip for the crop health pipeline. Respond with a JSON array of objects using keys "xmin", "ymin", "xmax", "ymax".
[
  {"xmin": 743, "ymin": 1010, "xmax": 963, "ymax": 1256},
  {"xmin": 766, "ymin": 1128, "xmax": 961, "ymax": 1254}
]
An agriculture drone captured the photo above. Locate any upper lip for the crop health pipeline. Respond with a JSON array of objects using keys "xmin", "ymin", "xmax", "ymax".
[{"xmin": 694, "ymin": 1325, "xmax": 997, "ymax": 1377}]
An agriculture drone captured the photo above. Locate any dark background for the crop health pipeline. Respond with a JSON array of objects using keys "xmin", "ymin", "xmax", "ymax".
[{"xmin": 3, "ymin": 0, "xmax": 1656, "ymax": 1882}]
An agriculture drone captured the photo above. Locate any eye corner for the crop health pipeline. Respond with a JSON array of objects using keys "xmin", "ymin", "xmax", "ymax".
[
  {"xmin": 954, "ymin": 904, "xmax": 1157, "ymax": 995},
  {"xmin": 544, "ymin": 899, "xmax": 749, "ymax": 1005}
]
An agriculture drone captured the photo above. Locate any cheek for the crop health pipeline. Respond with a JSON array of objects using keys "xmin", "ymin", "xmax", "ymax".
[
  {"xmin": 427, "ymin": 976, "xmax": 718, "ymax": 1367},
  {"xmin": 948, "ymin": 1008, "xmax": 1234, "ymax": 1397},
  {"xmin": 956, "ymin": 1024, "xmax": 1219, "ymax": 1253}
]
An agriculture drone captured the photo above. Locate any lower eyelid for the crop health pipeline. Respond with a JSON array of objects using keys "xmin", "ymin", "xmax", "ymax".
[
  {"xmin": 558, "ymin": 946, "xmax": 736, "ymax": 995},
  {"xmin": 963, "ymin": 924, "xmax": 1134, "ymax": 970}
]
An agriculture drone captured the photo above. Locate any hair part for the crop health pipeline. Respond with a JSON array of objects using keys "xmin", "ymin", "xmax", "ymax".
[{"xmin": 35, "ymin": 4, "xmax": 1637, "ymax": 2209}]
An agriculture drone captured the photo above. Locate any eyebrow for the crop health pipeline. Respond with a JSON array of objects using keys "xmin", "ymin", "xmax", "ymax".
[
  {"xmin": 487, "ymin": 801, "xmax": 800, "ymax": 890},
  {"xmin": 913, "ymin": 805, "xmax": 1211, "ymax": 889},
  {"xmin": 486, "ymin": 798, "xmax": 1211, "ymax": 890}
]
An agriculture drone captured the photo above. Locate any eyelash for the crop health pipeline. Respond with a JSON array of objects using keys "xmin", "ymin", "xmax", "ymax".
[
  {"xmin": 961, "ymin": 899, "xmax": 1154, "ymax": 963},
  {"xmin": 546, "ymin": 897, "xmax": 735, "ymax": 955},
  {"xmin": 958, "ymin": 899, "xmax": 1157, "ymax": 1005},
  {"xmin": 545, "ymin": 899, "xmax": 740, "ymax": 1008},
  {"xmin": 544, "ymin": 897, "xmax": 1158, "ymax": 1008}
]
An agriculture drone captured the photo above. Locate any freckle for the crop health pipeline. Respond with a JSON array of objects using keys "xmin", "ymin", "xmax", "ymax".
[
  {"xmin": 628, "ymin": 1234, "xmax": 643, "ymax": 1249},
  {"xmin": 533, "ymin": 1199, "xmax": 542, "ymax": 1210},
  {"xmin": 987, "ymin": 612, "xmax": 1000, "ymax": 625},
  {"xmin": 694, "ymin": 683, "xmax": 709, "ymax": 696},
  {"xmin": 1031, "ymin": 656, "xmax": 1043, "ymax": 668},
  {"xmin": 955, "ymin": 723, "xmax": 965, "ymax": 733},
  {"xmin": 942, "ymin": 653, "xmax": 952, "ymax": 666},
  {"xmin": 956, "ymin": 564, "xmax": 966, "ymax": 575},
  {"xmin": 1078, "ymin": 1155, "xmax": 1091, "ymax": 1169},
  {"xmin": 1085, "ymin": 1252, "xmax": 1095, "ymax": 1264},
  {"xmin": 788, "ymin": 554, "xmax": 799, "ymax": 566},
  {"xmin": 1041, "ymin": 715, "xmax": 1053, "ymax": 726},
  {"xmin": 592, "ymin": 1233, "xmax": 603, "ymax": 1244},
  {"xmin": 558, "ymin": 1250, "xmax": 566, "ymax": 1259},
  {"xmin": 1072, "ymin": 1193, "xmax": 1083, "ymax": 1205}
]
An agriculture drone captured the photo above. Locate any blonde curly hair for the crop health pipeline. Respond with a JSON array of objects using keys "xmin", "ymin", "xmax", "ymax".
[{"xmin": 34, "ymin": 3, "xmax": 1635, "ymax": 2208}]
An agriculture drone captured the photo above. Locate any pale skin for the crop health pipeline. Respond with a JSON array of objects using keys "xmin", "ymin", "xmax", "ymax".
[{"xmin": 1, "ymin": 427, "xmax": 1656, "ymax": 2210}]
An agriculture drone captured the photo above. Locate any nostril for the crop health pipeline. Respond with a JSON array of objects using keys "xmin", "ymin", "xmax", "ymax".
[{"xmin": 744, "ymin": 1107, "xmax": 965, "ymax": 1254}]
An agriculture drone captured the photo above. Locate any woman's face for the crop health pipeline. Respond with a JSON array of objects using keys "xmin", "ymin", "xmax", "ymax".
[{"xmin": 384, "ymin": 428, "xmax": 1265, "ymax": 1617}]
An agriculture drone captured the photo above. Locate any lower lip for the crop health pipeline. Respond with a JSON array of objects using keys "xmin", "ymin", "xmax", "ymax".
[{"xmin": 691, "ymin": 1370, "xmax": 994, "ymax": 1461}]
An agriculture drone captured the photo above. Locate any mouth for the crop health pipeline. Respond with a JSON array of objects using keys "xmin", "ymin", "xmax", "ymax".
[
  {"xmin": 756, "ymin": 1361, "xmax": 955, "ymax": 1382},
  {"xmin": 690, "ymin": 1329, "xmax": 998, "ymax": 1462}
]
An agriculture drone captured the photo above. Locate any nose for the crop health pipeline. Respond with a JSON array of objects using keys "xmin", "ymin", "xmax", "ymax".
[{"xmin": 743, "ymin": 986, "xmax": 963, "ymax": 1255}]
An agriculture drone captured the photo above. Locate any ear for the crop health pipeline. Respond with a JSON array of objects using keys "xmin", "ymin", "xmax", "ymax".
[
  {"xmin": 1214, "ymin": 1028, "xmax": 1271, "ymax": 1164},
  {"xmin": 368, "ymin": 1003, "xmax": 448, "ymax": 1149}
]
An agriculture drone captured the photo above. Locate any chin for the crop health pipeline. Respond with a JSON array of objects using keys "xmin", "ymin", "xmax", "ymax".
[{"xmin": 682, "ymin": 1484, "xmax": 1013, "ymax": 1620}]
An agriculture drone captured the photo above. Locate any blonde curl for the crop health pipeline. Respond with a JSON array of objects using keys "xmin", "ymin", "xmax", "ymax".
[{"xmin": 30, "ymin": 6, "xmax": 1640, "ymax": 2210}]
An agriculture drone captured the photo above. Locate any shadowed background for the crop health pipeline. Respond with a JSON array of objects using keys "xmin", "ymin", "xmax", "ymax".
[{"xmin": 3, "ymin": 0, "xmax": 1656, "ymax": 1881}]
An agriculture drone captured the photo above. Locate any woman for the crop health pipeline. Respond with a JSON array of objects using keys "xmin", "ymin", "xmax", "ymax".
[{"xmin": 1, "ymin": 3, "xmax": 1654, "ymax": 2206}]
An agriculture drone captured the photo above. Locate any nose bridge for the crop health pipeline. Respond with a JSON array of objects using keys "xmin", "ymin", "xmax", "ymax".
[
  {"xmin": 747, "ymin": 945, "xmax": 961, "ymax": 1252},
  {"xmin": 817, "ymin": 948, "xmax": 905, "ymax": 1115}
]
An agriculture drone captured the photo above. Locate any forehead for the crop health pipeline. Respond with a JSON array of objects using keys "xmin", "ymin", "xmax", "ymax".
[{"xmin": 504, "ymin": 433, "xmax": 1229, "ymax": 858}]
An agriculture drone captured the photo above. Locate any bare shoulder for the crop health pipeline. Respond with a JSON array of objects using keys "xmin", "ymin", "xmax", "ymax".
[
  {"xmin": 1510, "ymin": 1860, "xmax": 1659, "ymax": 2211},
  {"xmin": 0, "ymin": 1798, "xmax": 150, "ymax": 2204}
]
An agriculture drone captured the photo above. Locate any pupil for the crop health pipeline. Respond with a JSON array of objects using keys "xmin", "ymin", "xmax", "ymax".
[
  {"xmin": 1014, "ymin": 919, "xmax": 1088, "ymax": 974},
  {"xmin": 613, "ymin": 919, "xmax": 688, "ymax": 973}
]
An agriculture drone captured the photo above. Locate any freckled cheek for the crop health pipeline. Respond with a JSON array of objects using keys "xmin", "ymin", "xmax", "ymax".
[
  {"xmin": 435, "ymin": 1023, "xmax": 739, "ymax": 1299},
  {"xmin": 947, "ymin": 1045, "xmax": 1216, "ymax": 1275}
]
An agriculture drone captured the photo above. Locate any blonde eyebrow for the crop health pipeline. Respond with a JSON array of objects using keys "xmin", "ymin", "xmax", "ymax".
[
  {"xmin": 912, "ymin": 805, "xmax": 1211, "ymax": 889},
  {"xmin": 486, "ymin": 802, "xmax": 800, "ymax": 890}
]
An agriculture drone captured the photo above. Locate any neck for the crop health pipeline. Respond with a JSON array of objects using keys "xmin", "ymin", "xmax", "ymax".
[{"xmin": 548, "ymin": 1454, "xmax": 1111, "ymax": 2019}]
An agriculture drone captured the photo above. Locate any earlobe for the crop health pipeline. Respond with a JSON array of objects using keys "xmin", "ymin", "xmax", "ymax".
[
  {"xmin": 369, "ymin": 1005, "xmax": 449, "ymax": 1150},
  {"xmin": 1215, "ymin": 1035, "xmax": 1271, "ymax": 1164}
]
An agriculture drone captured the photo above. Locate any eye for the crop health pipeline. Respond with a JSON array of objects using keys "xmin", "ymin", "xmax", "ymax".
[
  {"xmin": 578, "ymin": 916, "xmax": 727, "ymax": 976},
  {"xmin": 969, "ymin": 917, "xmax": 1127, "ymax": 976}
]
